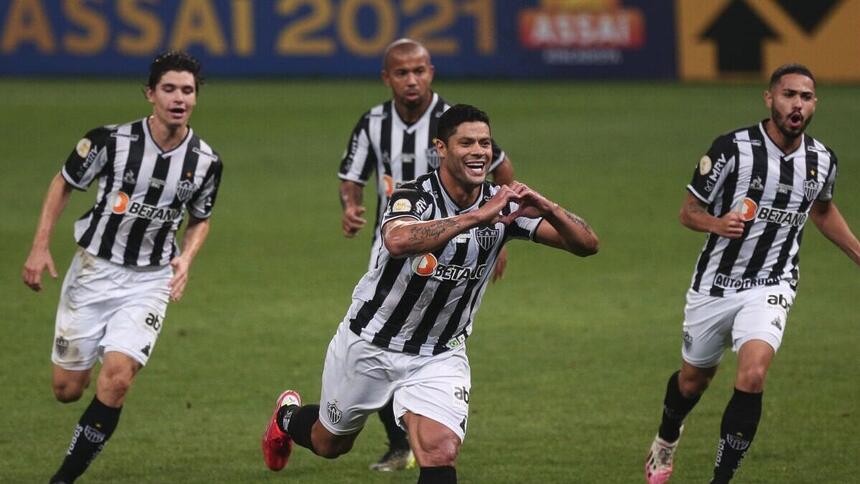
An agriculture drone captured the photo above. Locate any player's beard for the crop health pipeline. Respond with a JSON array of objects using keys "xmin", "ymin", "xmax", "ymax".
[{"xmin": 772, "ymin": 106, "xmax": 812, "ymax": 140}]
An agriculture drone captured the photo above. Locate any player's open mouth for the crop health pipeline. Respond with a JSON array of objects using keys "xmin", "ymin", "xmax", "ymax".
[
  {"xmin": 788, "ymin": 112, "xmax": 803, "ymax": 127},
  {"xmin": 465, "ymin": 160, "xmax": 486, "ymax": 175},
  {"xmin": 169, "ymin": 107, "xmax": 186, "ymax": 116}
]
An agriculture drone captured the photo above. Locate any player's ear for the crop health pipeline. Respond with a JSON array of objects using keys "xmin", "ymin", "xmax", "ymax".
[
  {"xmin": 381, "ymin": 69, "xmax": 391, "ymax": 88},
  {"xmin": 434, "ymin": 137, "xmax": 446, "ymax": 157},
  {"xmin": 763, "ymin": 89, "xmax": 772, "ymax": 109}
]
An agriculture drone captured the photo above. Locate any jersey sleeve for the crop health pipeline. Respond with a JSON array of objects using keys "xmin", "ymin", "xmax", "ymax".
[
  {"xmin": 488, "ymin": 139, "xmax": 506, "ymax": 173},
  {"xmin": 61, "ymin": 126, "xmax": 113, "ymax": 190},
  {"xmin": 381, "ymin": 186, "xmax": 434, "ymax": 226},
  {"xmin": 687, "ymin": 135, "xmax": 736, "ymax": 204},
  {"xmin": 818, "ymin": 149, "xmax": 837, "ymax": 202},
  {"xmin": 188, "ymin": 154, "xmax": 223, "ymax": 219},
  {"xmin": 338, "ymin": 112, "xmax": 377, "ymax": 185}
]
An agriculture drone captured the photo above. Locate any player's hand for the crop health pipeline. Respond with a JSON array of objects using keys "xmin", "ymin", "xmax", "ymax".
[
  {"xmin": 169, "ymin": 256, "xmax": 191, "ymax": 301},
  {"xmin": 501, "ymin": 181, "xmax": 555, "ymax": 223},
  {"xmin": 476, "ymin": 185, "xmax": 518, "ymax": 225},
  {"xmin": 342, "ymin": 205, "xmax": 367, "ymax": 237},
  {"xmin": 492, "ymin": 246, "xmax": 508, "ymax": 282},
  {"xmin": 22, "ymin": 247, "xmax": 57, "ymax": 292},
  {"xmin": 714, "ymin": 212, "xmax": 745, "ymax": 239}
]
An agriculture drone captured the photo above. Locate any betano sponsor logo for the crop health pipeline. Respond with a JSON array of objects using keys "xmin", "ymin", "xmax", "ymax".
[
  {"xmin": 109, "ymin": 191, "xmax": 181, "ymax": 222},
  {"xmin": 757, "ymin": 207, "xmax": 807, "ymax": 227},
  {"xmin": 411, "ymin": 254, "xmax": 487, "ymax": 282}
]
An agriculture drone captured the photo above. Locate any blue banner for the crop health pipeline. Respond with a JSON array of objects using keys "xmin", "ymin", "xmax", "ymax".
[{"xmin": 0, "ymin": 0, "xmax": 675, "ymax": 78}]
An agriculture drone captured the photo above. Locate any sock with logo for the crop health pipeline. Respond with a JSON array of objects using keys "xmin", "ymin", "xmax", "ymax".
[
  {"xmin": 278, "ymin": 404, "xmax": 319, "ymax": 452},
  {"xmin": 658, "ymin": 370, "xmax": 701, "ymax": 442},
  {"xmin": 713, "ymin": 388, "xmax": 762, "ymax": 482},
  {"xmin": 418, "ymin": 465, "xmax": 457, "ymax": 483},
  {"xmin": 50, "ymin": 397, "xmax": 121, "ymax": 483},
  {"xmin": 379, "ymin": 399, "xmax": 410, "ymax": 450}
]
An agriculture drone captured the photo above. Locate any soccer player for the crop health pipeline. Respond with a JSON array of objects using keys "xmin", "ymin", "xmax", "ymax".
[
  {"xmin": 337, "ymin": 38, "xmax": 515, "ymax": 471},
  {"xmin": 644, "ymin": 64, "xmax": 860, "ymax": 484},
  {"xmin": 264, "ymin": 104, "xmax": 598, "ymax": 483},
  {"xmin": 22, "ymin": 51, "xmax": 223, "ymax": 483}
]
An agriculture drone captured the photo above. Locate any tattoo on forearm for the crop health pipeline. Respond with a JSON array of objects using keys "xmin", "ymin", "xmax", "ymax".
[
  {"xmin": 408, "ymin": 218, "xmax": 461, "ymax": 242},
  {"xmin": 564, "ymin": 210, "xmax": 593, "ymax": 233}
]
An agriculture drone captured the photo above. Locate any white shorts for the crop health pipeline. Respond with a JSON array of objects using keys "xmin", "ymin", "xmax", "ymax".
[
  {"xmin": 681, "ymin": 283, "xmax": 795, "ymax": 367},
  {"xmin": 52, "ymin": 249, "xmax": 171, "ymax": 370},
  {"xmin": 319, "ymin": 323, "xmax": 471, "ymax": 442}
]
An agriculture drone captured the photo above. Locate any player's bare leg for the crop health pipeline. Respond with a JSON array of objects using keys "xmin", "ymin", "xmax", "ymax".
[
  {"xmin": 50, "ymin": 352, "xmax": 139, "ymax": 483},
  {"xmin": 711, "ymin": 340, "xmax": 773, "ymax": 483},
  {"xmin": 404, "ymin": 412, "xmax": 459, "ymax": 483}
]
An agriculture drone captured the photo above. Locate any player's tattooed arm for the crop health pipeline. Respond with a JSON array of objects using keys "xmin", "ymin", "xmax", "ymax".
[
  {"xmin": 383, "ymin": 217, "xmax": 473, "ymax": 258},
  {"xmin": 563, "ymin": 209, "xmax": 596, "ymax": 237}
]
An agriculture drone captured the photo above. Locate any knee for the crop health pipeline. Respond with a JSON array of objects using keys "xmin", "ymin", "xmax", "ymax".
[
  {"xmin": 313, "ymin": 438, "xmax": 354, "ymax": 459},
  {"xmin": 736, "ymin": 366, "xmax": 768, "ymax": 393},
  {"xmin": 52, "ymin": 382, "xmax": 84, "ymax": 403},
  {"xmin": 418, "ymin": 435, "xmax": 460, "ymax": 467},
  {"xmin": 678, "ymin": 370, "xmax": 712, "ymax": 397},
  {"xmin": 98, "ymin": 370, "xmax": 134, "ymax": 403}
]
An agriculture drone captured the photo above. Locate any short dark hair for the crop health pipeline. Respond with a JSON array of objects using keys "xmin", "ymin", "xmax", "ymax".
[
  {"xmin": 147, "ymin": 51, "xmax": 203, "ymax": 91},
  {"xmin": 769, "ymin": 63, "xmax": 815, "ymax": 88},
  {"xmin": 436, "ymin": 104, "xmax": 491, "ymax": 143}
]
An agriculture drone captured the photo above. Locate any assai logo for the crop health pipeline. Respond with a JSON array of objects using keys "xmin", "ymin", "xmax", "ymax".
[{"xmin": 412, "ymin": 254, "xmax": 438, "ymax": 276}]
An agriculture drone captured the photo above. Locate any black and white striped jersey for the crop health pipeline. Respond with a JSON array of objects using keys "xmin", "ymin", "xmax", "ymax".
[
  {"xmin": 338, "ymin": 92, "xmax": 506, "ymax": 266},
  {"xmin": 687, "ymin": 120, "xmax": 837, "ymax": 296},
  {"xmin": 344, "ymin": 171, "xmax": 541, "ymax": 356},
  {"xmin": 61, "ymin": 118, "xmax": 223, "ymax": 267}
]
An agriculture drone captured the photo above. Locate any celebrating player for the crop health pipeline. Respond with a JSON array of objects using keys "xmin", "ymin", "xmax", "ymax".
[
  {"xmin": 22, "ymin": 51, "xmax": 223, "ymax": 484},
  {"xmin": 644, "ymin": 64, "xmax": 860, "ymax": 484},
  {"xmin": 264, "ymin": 104, "xmax": 598, "ymax": 483},
  {"xmin": 337, "ymin": 38, "xmax": 515, "ymax": 471}
]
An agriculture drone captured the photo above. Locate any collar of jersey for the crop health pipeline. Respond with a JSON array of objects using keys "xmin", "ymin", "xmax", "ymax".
[
  {"xmin": 434, "ymin": 170, "xmax": 486, "ymax": 214},
  {"xmin": 758, "ymin": 120, "xmax": 805, "ymax": 161},
  {"xmin": 143, "ymin": 116, "xmax": 194, "ymax": 156},
  {"xmin": 391, "ymin": 92, "xmax": 439, "ymax": 134}
]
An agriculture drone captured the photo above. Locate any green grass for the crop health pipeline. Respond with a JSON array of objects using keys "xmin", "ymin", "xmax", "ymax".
[{"xmin": 1, "ymin": 79, "xmax": 858, "ymax": 483}]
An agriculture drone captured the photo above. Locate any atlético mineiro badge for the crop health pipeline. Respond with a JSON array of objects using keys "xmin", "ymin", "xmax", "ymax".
[
  {"xmin": 327, "ymin": 401, "xmax": 342, "ymax": 424},
  {"xmin": 803, "ymin": 179, "xmax": 820, "ymax": 201},
  {"xmin": 426, "ymin": 147, "xmax": 441, "ymax": 169},
  {"xmin": 176, "ymin": 179, "xmax": 196, "ymax": 202},
  {"xmin": 475, "ymin": 227, "xmax": 499, "ymax": 251}
]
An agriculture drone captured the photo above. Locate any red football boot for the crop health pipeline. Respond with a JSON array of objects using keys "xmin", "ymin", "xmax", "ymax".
[{"xmin": 262, "ymin": 390, "xmax": 302, "ymax": 471}]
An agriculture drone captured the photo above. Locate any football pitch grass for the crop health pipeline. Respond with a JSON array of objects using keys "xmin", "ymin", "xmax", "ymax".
[{"xmin": 1, "ymin": 79, "xmax": 857, "ymax": 483}]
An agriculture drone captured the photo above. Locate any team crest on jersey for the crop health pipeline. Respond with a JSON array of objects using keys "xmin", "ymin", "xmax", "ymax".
[
  {"xmin": 803, "ymin": 179, "xmax": 820, "ymax": 201},
  {"xmin": 326, "ymin": 401, "xmax": 342, "ymax": 424},
  {"xmin": 474, "ymin": 227, "xmax": 499, "ymax": 251},
  {"xmin": 176, "ymin": 179, "xmax": 197, "ymax": 202},
  {"xmin": 426, "ymin": 147, "xmax": 441, "ymax": 169},
  {"xmin": 55, "ymin": 336, "xmax": 69, "ymax": 357}
]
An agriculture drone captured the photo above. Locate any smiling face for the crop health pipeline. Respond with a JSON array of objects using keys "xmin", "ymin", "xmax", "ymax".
[
  {"xmin": 765, "ymin": 72, "xmax": 817, "ymax": 144},
  {"xmin": 436, "ymin": 121, "xmax": 493, "ymax": 192},
  {"xmin": 146, "ymin": 70, "xmax": 197, "ymax": 131}
]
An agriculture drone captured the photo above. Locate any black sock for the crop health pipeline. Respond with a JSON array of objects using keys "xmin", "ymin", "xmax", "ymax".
[
  {"xmin": 379, "ymin": 399, "xmax": 409, "ymax": 450},
  {"xmin": 713, "ymin": 388, "xmax": 762, "ymax": 481},
  {"xmin": 658, "ymin": 370, "xmax": 701, "ymax": 442},
  {"xmin": 279, "ymin": 404, "xmax": 319, "ymax": 452},
  {"xmin": 418, "ymin": 466, "xmax": 457, "ymax": 484},
  {"xmin": 50, "ymin": 397, "xmax": 122, "ymax": 483}
]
